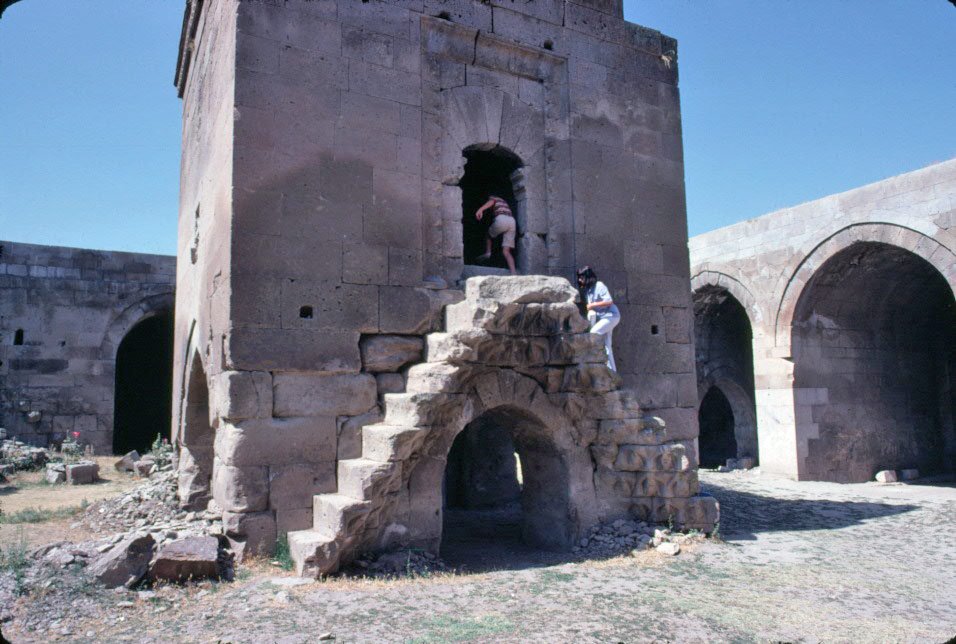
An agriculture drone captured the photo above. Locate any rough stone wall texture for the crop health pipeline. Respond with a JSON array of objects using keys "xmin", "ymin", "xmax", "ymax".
[
  {"xmin": 174, "ymin": 0, "xmax": 700, "ymax": 553},
  {"xmin": 689, "ymin": 159, "xmax": 956, "ymax": 482},
  {"xmin": 0, "ymin": 241, "xmax": 175, "ymax": 453}
]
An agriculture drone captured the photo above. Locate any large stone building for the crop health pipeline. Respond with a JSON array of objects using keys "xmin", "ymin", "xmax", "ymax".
[
  {"xmin": 0, "ymin": 241, "xmax": 175, "ymax": 454},
  {"xmin": 172, "ymin": 0, "xmax": 714, "ymax": 573},
  {"xmin": 690, "ymin": 160, "xmax": 956, "ymax": 482}
]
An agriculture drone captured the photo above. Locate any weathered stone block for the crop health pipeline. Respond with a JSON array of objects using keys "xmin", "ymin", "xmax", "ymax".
[
  {"xmin": 223, "ymin": 510, "xmax": 278, "ymax": 557},
  {"xmin": 227, "ymin": 328, "xmax": 361, "ymax": 373},
  {"xmin": 66, "ymin": 461, "xmax": 99, "ymax": 485},
  {"xmin": 273, "ymin": 373, "xmax": 377, "ymax": 417},
  {"xmin": 212, "ymin": 370, "xmax": 273, "ymax": 421},
  {"xmin": 215, "ymin": 417, "xmax": 338, "ymax": 467},
  {"xmin": 614, "ymin": 441, "xmax": 695, "ymax": 472},
  {"xmin": 360, "ymin": 335, "xmax": 424, "ymax": 372},
  {"xmin": 149, "ymin": 536, "xmax": 222, "ymax": 583},
  {"xmin": 88, "ymin": 534, "xmax": 155, "ymax": 588},
  {"xmin": 337, "ymin": 407, "xmax": 384, "ymax": 460},
  {"xmin": 269, "ymin": 462, "xmax": 336, "ymax": 510},
  {"xmin": 212, "ymin": 463, "xmax": 269, "ymax": 512},
  {"xmin": 376, "ymin": 372, "xmax": 406, "ymax": 396}
]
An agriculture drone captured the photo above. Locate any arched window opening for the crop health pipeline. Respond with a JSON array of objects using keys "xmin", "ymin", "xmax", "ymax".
[
  {"xmin": 441, "ymin": 406, "xmax": 570, "ymax": 570},
  {"xmin": 698, "ymin": 386, "xmax": 738, "ymax": 468},
  {"xmin": 113, "ymin": 311, "xmax": 173, "ymax": 454},
  {"xmin": 178, "ymin": 353, "xmax": 215, "ymax": 510},
  {"xmin": 13, "ymin": 329, "xmax": 24, "ymax": 345},
  {"xmin": 459, "ymin": 145, "xmax": 523, "ymax": 269},
  {"xmin": 792, "ymin": 242, "xmax": 956, "ymax": 482}
]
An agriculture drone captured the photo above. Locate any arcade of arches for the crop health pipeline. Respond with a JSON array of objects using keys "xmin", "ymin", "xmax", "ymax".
[{"xmin": 689, "ymin": 160, "xmax": 956, "ymax": 482}]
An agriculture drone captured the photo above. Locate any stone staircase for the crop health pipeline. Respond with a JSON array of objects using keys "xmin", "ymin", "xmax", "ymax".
[{"xmin": 288, "ymin": 275, "xmax": 718, "ymax": 577}]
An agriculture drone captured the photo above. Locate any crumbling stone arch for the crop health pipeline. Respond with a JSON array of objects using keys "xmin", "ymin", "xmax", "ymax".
[
  {"xmin": 177, "ymin": 348, "xmax": 215, "ymax": 509},
  {"xmin": 774, "ymin": 223, "xmax": 956, "ymax": 354},
  {"xmin": 440, "ymin": 371, "xmax": 596, "ymax": 551}
]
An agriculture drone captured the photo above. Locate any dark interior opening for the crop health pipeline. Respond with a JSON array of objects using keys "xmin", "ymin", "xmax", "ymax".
[
  {"xmin": 792, "ymin": 242, "xmax": 956, "ymax": 481},
  {"xmin": 459, "ymin": 145, "xmax": 522, "ymax": 268},
  {"xmin": 698, "ymin": 386, "xmax": 738, "ymax": 468},
  {"xmin": 441, "ymin": 406, "xmax": 571, "ymax": 571},
  {"xmin": 113, "ymin": 311, "xmax": 173, "ymax": 455},
  {"xmin": 13, "ymin": 329, "xmax": 24, "ymax": 345}
]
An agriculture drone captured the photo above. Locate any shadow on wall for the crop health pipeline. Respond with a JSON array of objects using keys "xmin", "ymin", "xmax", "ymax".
[{"xmin": 702, "ymin": 481, "xmax": 918, "ymax": 541}]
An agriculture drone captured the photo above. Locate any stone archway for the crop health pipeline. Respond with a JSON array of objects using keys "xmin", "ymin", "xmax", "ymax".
[
  {"xmin": 692, "ymin": 284, "xmax": 758, "ymax": 466},
  {"xmin": 177, "ymin": 349, "xmax": 215, "ymax": 510},
  {"xmin": 791, "ymin": 241, "xmax": 956, "ymax": 482},
  {"xmin": 112, "ymin": 310, "xmax": 174, "ymax": 454}
]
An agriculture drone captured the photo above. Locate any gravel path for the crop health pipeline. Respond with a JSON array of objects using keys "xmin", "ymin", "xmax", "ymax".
[{"xmin": 5, "ymin": 469, "xmax": 955, "ymax": 642}]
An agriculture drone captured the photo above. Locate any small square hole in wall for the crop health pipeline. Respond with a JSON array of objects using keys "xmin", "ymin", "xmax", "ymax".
[
  {"xmin": 651, "ymin": 325, "xmax": 659, "ymax": 335},
  {"xmin": 299, "ymin": 306, "xmax": 314, "ymax": 320}
]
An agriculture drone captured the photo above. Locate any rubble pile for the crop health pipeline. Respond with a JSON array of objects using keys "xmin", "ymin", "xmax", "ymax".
[
  {"xmin": 571, "ymin": 519, "xmax": 705, "ymax": 559},
  {"xmin": 0, "ymin": 437, "xmax": 50, "ymax": 475},
  {"xmin": 346, "ymin": 549, "xmax": 452, "ymax": 578}
]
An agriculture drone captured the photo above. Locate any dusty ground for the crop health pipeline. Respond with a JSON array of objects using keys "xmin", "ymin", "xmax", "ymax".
[
  {"xmin": 4, "ymin": 469, "xmax": 956, "ymax": 642},
  {"xmin": 0, "ymin": 457, "xmax": 140, "ymax": 549}
]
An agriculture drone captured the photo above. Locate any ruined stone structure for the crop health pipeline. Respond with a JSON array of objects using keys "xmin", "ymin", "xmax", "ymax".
[
  {"xmin": 0, "ymin": 241, "xmax": 176, "ymax": 454},
  {"xmin": 690, "ymin": 160, "xmax": 956, "ymax": 482},
  {"xmin": 172, "ymin": 0, "xmax": 715, "ymax": 572}
]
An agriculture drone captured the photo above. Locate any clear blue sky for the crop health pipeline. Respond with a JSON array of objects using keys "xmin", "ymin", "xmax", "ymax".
[{"xmin": 1, "ymin": 1, "xmax": 953, "ymax": 255}]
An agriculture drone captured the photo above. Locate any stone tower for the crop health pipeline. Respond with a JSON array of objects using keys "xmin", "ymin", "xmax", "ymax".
[{"xmin": 173, "ymin": 0, "xmax": 714, "ymax": 573}]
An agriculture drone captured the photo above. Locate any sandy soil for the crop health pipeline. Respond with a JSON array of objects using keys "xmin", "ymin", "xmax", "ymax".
[
  {"xmin": 4, "ymin": 469, "xmax": 956, "ymax": 642},
  {"xmin": 0, "ymin": 456, "xmax": 140, "ymax": 549}
]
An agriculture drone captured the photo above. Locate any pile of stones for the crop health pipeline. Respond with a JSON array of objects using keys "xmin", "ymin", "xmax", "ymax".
[
  {"xmin": 81, "ymin": 469, "xmax": 190, "ymax": 533},
  {"xmin": 571, "ymin": 519, "xmax": 703, "ymax": 559},
  {"xmin": 0, "ymin": 436, "xmax": 50, "ymax": 478},
  {"xmin": 875, "ymin": 468, "xmax": 920, "ymax": 483},
  {"xmin": 717, "ymin": 457, "xmax": 755, "ymax": 472},
  {"xmin": 346, "ymin": 549, "xmax": 452, "ymax": 578}
]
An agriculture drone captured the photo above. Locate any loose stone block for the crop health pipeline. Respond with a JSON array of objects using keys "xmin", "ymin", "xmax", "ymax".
[
  {"xmin": 66, "ymin": 461, "xmax": 99, "ymax": 485},
  {"xmin": 149, "ymin": 536, "xmax": 223, "ymax": 582}
]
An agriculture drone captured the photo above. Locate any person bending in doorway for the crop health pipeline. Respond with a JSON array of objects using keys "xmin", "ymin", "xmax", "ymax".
[
  {"xmin": 475, "ymin": 194, "xmax": 517, "ymax": 275},
  {"xmin": 577, "ymin": 265, "xmax": 621, "ymax": 371}
]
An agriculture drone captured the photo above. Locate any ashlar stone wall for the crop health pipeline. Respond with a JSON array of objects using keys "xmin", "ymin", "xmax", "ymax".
[
  {"xmin": 173, "ymin": 0, "xmax": 704, "ymax": 557},
  {"xmin": 0, "ymin": 240, "xmax": 175, "ymax": 453},
  {"xmin": 690, "ymin": 159, "xmax": 956, "ymax": 482}
]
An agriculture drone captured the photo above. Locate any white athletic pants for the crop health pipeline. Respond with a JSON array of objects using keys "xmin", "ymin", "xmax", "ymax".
[{"xmin": 589, "ymin": 315, "xmax": 620, "ymax": 372}]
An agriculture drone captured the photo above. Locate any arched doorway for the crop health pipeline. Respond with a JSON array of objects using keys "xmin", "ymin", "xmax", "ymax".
[
  {"xmin": 697, "ymin": 386, "xmax": 738, "ymax": 468},
  {"xmin": 177, "ymin": 352, "xmax": 214, "ymax": 509},
  {"xmin": 459, "ymin": 144, "xmax": 524, "ymax": 269},
  {"xmin": 439, "ymin": 404, "xmax": 573, "ymax": 569},
  {"xmin": 792, "ymin": 241, "xmax": 956, "ymax": 482},
  {"xmin": 112, "ymin": 310, "xmax": 173, "ymax": 454},
  {"xmin": 693, "ymin": 285, "xmax": 758, "ymax": 465}
]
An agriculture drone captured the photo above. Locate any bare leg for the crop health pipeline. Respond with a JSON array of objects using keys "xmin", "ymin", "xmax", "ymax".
[
  {"xmin": 477, "ymin": 237, "xmax": 493, "ymax": 262},
  {"xmin": 503, "ymin": 247, "xmax": 516, "ymax": 275}
]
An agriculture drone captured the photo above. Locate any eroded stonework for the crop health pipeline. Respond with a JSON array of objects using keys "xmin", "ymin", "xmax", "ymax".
[{"xmin": 172, "ymin": 0, "xmax": 710, "ymax": 566}]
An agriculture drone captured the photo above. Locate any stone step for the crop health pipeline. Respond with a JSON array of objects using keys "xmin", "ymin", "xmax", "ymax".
[
  {"xmin": 336, "ymin": 458, "xmax": 400, "ymax": 499},
  {"xmin": 424, "ymin": 332, "xmax": 474, "ymax": 363},
  {"xmin": 362, "ymin": 424, "xmax": 426, "ymax": 462},
  {"xmin": 404, "ymin": 362, "xmax": 463, "ymax": 394},
  {"xmin": 287, "ymin": 529, "xmax": 340, "ymax": 578},
  {"xmin": 312, "ymin": 493, "xmax": 370, "ymax": 538},
  {"xmin": 382, "ymin": 392, "xmax": 461, "ymax": 426}
]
